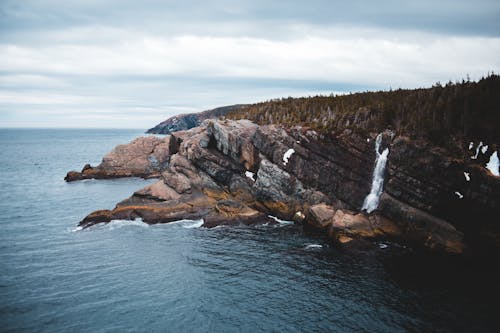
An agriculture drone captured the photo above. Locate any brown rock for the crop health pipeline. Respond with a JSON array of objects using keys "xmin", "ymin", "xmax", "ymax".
[
  {"xmin": 306, "ymin": 204, "xmax": 336, "ymax": 229},
  {"xmin": 133, "ymin": 181, "xmax": 181, "ymax": 201},
  {"xmin": 65, "ymin": 136, "xmax": 170, "ymax": 181},
  {"xmin": 379, "ymin": 192, "xmax": 465, "ymax": 254}
]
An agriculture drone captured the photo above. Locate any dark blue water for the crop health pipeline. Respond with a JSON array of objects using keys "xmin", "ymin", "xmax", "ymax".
[{"xmin": 1, "ymin": 129, "xmax": 499, "ymax": 333}]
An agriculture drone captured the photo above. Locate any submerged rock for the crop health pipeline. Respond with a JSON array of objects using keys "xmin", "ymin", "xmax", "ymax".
[{"xmin": 69, "ymin": 119, "xmax": 500, "ymax": 255}]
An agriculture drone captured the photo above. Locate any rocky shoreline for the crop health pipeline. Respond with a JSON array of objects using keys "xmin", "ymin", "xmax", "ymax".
[{"xmin": 66, "ymin": 119, "xmax": 500, "ymax": 255}]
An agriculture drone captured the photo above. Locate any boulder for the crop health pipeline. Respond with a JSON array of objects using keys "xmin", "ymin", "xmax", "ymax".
[{"xmin": 306, "ymin": 204, "xmax": 336, "ymax": 229}]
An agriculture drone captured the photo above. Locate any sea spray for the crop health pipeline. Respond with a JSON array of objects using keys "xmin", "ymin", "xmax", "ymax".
[{"xmin": 362, "ymin": 134, "xmax": 390, "ymax": 213}]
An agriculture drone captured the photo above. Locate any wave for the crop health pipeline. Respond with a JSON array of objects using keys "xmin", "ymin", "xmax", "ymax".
[
  {"xmin": 165, "ymin": 219, "xmax": 204, "ymax": 229},
  {"xmin": 304, "ymin": 244, "xmax": 323, "ymax": 250},
  {"xmin": 268, "ymin": 215, "xmax": 294, "ymax": 226}
]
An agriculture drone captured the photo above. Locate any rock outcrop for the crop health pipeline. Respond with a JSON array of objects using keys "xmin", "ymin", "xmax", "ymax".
[
  {"xmin": 146, "ymin": 104, "xmax": 248, "ymax": 134},
  {"xmin": 68, "ymin": 119, "xmax": 500, "ymax": 255},
  {"xmin": 65, "ymin": 136, "xmax": 170, "ymax": 181}
]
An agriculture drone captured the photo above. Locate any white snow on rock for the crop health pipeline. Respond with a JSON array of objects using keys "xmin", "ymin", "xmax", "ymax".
[
  {"xmin": 486, "ymin": 151, "xmax": 499, "ymax": 176},
  {"xmin": 469, "ymin": 142, "xmax": 474, "ymax": 150},
  {"xmin": 482, "ymin": 145, "xmax": 488, "ymax": 154},
  {"xmin": 294, "ymin": 211, "xmax": 305, "ymax": 220},
  {"xmin": 245, "ymin": 171, "xmax": 255, "ymax": 181},
  {"xmin": 471, "ymin": 142, "xmax": 483, "ymax": 159},
  {"xmin": 463, "ymin": 172, "xmax": 470, "ymax": 181},
  {"xmin": 283, "ymin": 148, "xmax": 295, "ymax": 166},
  {"xmin": 454, "ymin": 191, "xmax": 464, "ymax": 199}
]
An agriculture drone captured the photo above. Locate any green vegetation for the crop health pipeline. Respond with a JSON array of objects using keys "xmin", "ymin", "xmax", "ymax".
[{"xmin": 226, "ymin": 75, "xmax": 500, "ymax": 143}]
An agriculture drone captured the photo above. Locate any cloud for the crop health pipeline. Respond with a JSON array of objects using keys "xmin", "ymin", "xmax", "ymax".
[
  {"xmin": 1, "ymin": 1, "xmax": 500, "ymax": 128},
  {"xmin": 2, "ymin": 27, "xmax": 499, "ymax": 86}
]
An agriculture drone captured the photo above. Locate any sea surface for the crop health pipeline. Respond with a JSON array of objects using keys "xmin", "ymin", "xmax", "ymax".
[{"xmin": 0, "ymin": 129, "xmax": 499, "ymax": 333}]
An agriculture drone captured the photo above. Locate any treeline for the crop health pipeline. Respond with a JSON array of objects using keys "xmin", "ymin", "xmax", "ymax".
[{"xmin": 226, "ymin": 74, "xmax": 500, "ymax": 143}]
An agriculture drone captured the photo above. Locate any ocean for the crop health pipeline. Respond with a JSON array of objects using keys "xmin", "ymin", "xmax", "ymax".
[{"xmin": 0, "ymin": 129, "xmax": 498, "ymax": 332}]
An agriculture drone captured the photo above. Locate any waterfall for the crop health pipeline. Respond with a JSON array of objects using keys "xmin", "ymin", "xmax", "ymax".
[{"xmin": 362, "ymin": 134, "xmax": 389, "ymax": 213}]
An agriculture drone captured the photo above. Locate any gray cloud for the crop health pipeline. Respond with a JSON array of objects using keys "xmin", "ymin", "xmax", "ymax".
[{"xmin": 1, "ymin": 0, "xmax": 499, "ymax": 128}]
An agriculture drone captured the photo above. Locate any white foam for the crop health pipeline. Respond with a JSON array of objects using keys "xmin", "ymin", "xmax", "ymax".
[
  {"xmin": 362, "ymin": 133, "xmax": 389, "ymax": 213},
  {"xmin": 245, "ymin": 171, "xmax": 255, "ymax": 181},
  {"xmin": 107, "ymin": 218, "xmax": 149, "ymax": 230},
  {"xmin": 454, "ymin": 191, "xmax": 464, "ymax": 199},
  {"xmin": 464, "ymin": 172, "xmax": 470, "ymax": 181},
  {"xmin": 268, "ymin": 215, "xmax": 294, "ymax": 225},
  {"xmin": 304, "ymin": 244, "xmax": 323, "ymax": 250},
  {"xmin": 181, "ymin": 220, "xmax": 204, "ymax": 229},
  {"xmin": 378, "ymin": 243, "xmax": 388, "ymax": 249},
  {"xmin": 71, "ymin": 226, "xmax": 83, "ymax": 232},
  {"xmin": 283, "ymin": 148, "xmax": 295, "ymax": 166},
  {"xmin": 166, "ymin": 219, "xmax": 204, "ymax": 229},
  {"xmin": 486, "ymin": 151, "xmax": 499, "ymax": 176}
]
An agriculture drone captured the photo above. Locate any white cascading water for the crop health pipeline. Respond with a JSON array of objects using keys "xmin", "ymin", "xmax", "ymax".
[{"xmin": 362, "ymin": 134, "xmax": 390, "ymax": 213}]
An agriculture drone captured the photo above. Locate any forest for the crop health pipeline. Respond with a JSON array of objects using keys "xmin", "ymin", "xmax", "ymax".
[{"xmin": 226, "ymin": 74, "xmax": 500, "ymax": 144}]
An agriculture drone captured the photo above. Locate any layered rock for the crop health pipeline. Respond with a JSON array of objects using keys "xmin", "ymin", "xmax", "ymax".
[
  {"xmin": 65, "ymin": 136, "xmax": 170, "ymax": 181},
  {"xmin": 146, "ymin": 104, "xmax": 248, "ymax": 134},
  {"xmin": 68, "ymin": 119, "xmax": 500, "ymax": 255}
]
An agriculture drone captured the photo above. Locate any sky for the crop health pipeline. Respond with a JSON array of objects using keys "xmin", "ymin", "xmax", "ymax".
[{"xmin": 1, "ymin": 0, "xmax": 499, "ymax": 129}]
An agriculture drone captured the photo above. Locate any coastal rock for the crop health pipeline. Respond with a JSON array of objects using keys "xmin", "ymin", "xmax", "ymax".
[
  {"xmin": 379, "ymin": 193, "xmax": 465, "ymax": 254},
  {"xmin": 306, "ymin": 204, "xmax": 336, "ymax": 229},
  {"xmin": 65, "ymin": 136, "xmax": 170, "ymax": 181},
  {"xmin": 71, "ymin": 119, "xmax": 500, "ymax": 254}
]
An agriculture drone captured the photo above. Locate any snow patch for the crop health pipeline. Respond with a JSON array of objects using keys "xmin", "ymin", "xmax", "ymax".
[
  {"xmin": 469, "ymin": 142, "xmax": 474, "ymax": 150},
  {"xmin": 471, "ymin": 142, "xmax": 483, "ymax": 159},
  {"xmin": 283, "ymin": 148, "xmax": 295, "ymax": 166},
  {"xmin": 245, "ymin": 171, "xmax": 255, "ymax": 181},
  {"xmin": 454, "ymin": 191, "xmax": 464, "ymax": 199},
  {"xmin": 482, "ymin": 145, "xmax": 488, "ymax": 154},
  {"xmin": 463, "ymin": 172, "xmax": 470, "ymax": 181},
  {"xmin": 486, "ymin": 151, "xmax": 499, "ymax": 176},
  {"xmin": 294, "ymin": 211, "xmax": 305, "ymax": 220}
]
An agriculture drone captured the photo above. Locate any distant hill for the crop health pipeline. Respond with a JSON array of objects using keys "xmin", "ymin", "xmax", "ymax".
[{"xmin": 146, "ymin": 104, "xmax": 248, "ymax": 134}]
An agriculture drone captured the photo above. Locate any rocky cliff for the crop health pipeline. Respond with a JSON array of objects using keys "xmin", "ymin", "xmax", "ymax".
[
  {"xmin": 67, "ymin": 119, "xmax": 500, "ymax": 255},
  {"xmin": 146, "ymin": 104, "xmax": 248, "ymax": 134}
]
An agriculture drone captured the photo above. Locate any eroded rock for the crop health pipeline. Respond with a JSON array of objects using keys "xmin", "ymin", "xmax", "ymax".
[
  {"xmin": 70, "ymin": 119, "xmax": 500, "ymax": 254},
  {"xmin": 65, "ymin": 136, "xmax": 170, "ymax": 181}
]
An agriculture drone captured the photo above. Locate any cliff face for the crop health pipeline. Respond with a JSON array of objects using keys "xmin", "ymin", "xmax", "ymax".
[
  {"xmin": 146, "ymin": 104, "xmax": 248, "ymax": 134},
  {"xmin": 67, "ymin": 119, "xmax": 500, "ymax": 255}
]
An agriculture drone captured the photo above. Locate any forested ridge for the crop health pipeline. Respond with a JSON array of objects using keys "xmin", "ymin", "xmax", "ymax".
[{"xmin": 226, "ymin": 75, "xmax": 500, "ymax": 144}]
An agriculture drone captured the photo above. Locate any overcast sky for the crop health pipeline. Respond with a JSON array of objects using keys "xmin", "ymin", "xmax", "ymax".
[{"xmin": 1, "ymin": 0, "xmax": 499, "ymax": 128}]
